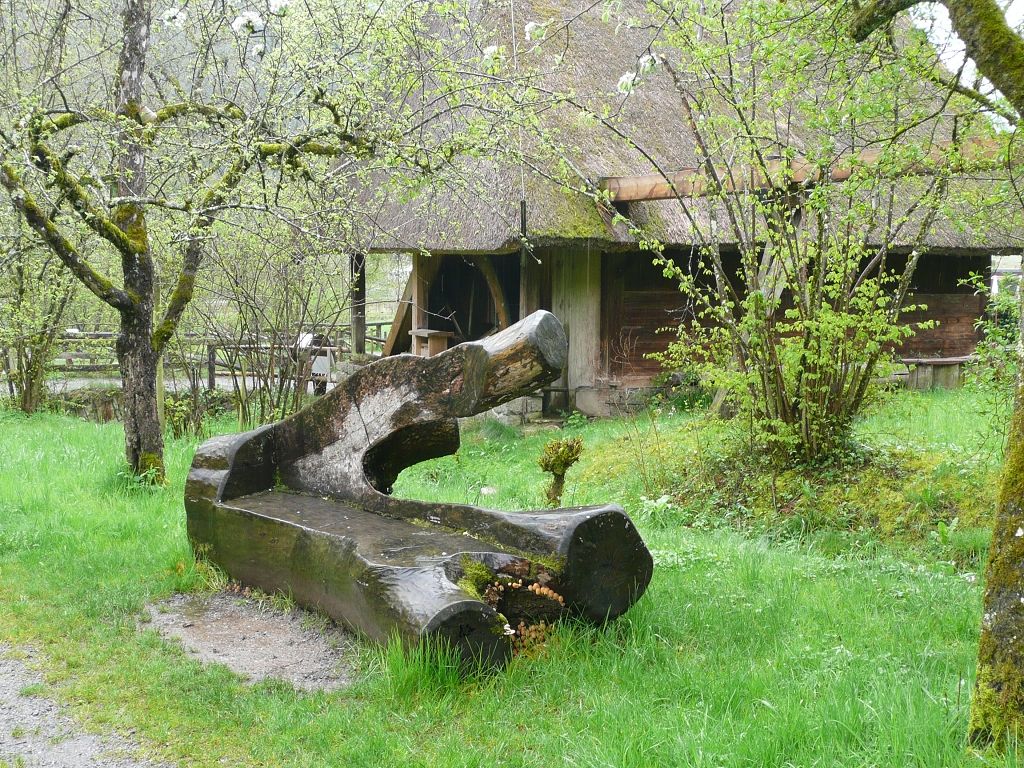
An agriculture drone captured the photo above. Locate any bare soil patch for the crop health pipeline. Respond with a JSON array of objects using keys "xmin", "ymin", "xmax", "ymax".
[{"xmin": 144, "ymin": 592, "xmax": 357, "ymax": 691}]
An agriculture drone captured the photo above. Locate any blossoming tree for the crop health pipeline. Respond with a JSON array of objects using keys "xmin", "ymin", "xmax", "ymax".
[{"xmin": 0, "ymin": 0, "xmax": 513, "ymax": 479}]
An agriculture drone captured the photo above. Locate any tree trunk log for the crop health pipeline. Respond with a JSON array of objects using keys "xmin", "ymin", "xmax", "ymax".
[
  {"xmin": 185, "ymin": 311, "xmax": 653, "ymax": 666},
  {"xmin": 118, "ymin": 307, "xmax": 164, "ymax": 480}
]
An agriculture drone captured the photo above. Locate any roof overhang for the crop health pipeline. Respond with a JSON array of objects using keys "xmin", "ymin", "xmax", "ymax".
[{"xmin": 597, "ymin": 137, "xmax": 1006, "ymax": 202}]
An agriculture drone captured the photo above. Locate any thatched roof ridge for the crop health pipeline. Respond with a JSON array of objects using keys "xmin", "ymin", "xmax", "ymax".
[{"xmin": 353, "ymin": 0, "xmax": 1019, "ymax": 255}]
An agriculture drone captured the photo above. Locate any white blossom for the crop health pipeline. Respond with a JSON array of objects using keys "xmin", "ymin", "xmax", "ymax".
[
  {"xmin": 160, "ymin": 7, "xmax": 187, "ymax": 27},
  {"xmin": 617, "ymin": 71, "xmax": 637, "ymax": 94},
  {"xmin": 231, "ymin": 11, "xmax": 265, "ymax": 35},
  {"xmin": 269, "ymin": 0, "xmax": 290, "ymax": 13},
  {"xmin": 1016, "ymin": 527, "xmax": 1023, "ymax": 538},
  {"xmin": 481, "ymin": 44, "xmax": 504, "ymax": 72},
  {"xmin": 637, "ymin": 53, "xmax": 657, "ymax": 74}
]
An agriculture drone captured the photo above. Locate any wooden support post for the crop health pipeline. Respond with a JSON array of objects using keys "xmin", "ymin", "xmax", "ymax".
[
  {"xmin": 207, "ymin": 344, "xmax": 216, "ymax": 391},
  {"xmin": 351, "ymin": 253, "xmax": 367, "ymax": 356},
  {"xmin": 520, "ymin": 253, "xmax": 540, "ymax": 320},
  {"xmin": 384, "ymin": 257, "xmax": 443, "ymax": 357},
  {"xmin": 382, "ymin": 273, "xmax": 414, "ymax": 357},
  {"xmin": 411, "ymin": 253, "xmax": 429, "ymax": 332},
  {"xmin": 472, "ymin": 255, "xmax": 511, "ymax": 330}
]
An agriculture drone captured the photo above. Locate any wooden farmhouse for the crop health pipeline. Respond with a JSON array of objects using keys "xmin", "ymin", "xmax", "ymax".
[{"xmin": 350, "ymin": 0, "xmax": 1017, "ymax": 416}]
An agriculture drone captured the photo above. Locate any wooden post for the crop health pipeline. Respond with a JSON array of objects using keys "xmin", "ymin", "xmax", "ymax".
[
  {"xmin": 520, "ymin": 253, "xmax": 540, "ymax": 320},
  {"xmin": 207, "ymin": 344, "xmax": 216, "ymax": 391},
  {"xmin": 548, "ymin": 247, "xmax": 601, "ymax": 409},
  {"xmin": 351, "ymin": 253, "xmax": 367, "ymax": 356},
  {"xmin": 472, "ymin": 255, "xmax": 511, "ymax": 330},
  {"xmin": 411, "ymin": 253, "xmax": 429, "ymax": 332},
  {"xmin": 382, "ymin": 274, "xmax": 414, "ymax": 357}
]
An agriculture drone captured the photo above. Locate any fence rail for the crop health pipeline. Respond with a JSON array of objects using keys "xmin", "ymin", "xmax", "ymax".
[{"xmin": 4, "ymin": 322, "xmax": 393, "ymax": 386}]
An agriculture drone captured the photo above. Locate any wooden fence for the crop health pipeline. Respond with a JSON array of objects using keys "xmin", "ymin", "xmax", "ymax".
[{"xmin": 7, "ymin": 322, "xmax": 392, "ymax": 385}]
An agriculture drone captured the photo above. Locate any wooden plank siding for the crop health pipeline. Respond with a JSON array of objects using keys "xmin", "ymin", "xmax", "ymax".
[
  {"xmin": 602, "ymin": 252, "xmax": 688, "ymax": 383},
  {"xmin": 542, "ymin": 246, "xmax": 602, "ymax": 395},
  {"xmin": 898, "ymin": 253, "xmax": 989, "ymax": 358},
  {"xmin": 596, "ymin": 250, "xmax": 988, "ymax": 382}
]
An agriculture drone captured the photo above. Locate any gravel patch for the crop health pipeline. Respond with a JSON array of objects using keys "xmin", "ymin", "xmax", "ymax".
[
  {"xmin": 0, "ymin": 646, "xmax": 167, "ymax": 768},
  {"xmin": 144, "ymin": 592, "xmax": 357, "ymax": 691}
]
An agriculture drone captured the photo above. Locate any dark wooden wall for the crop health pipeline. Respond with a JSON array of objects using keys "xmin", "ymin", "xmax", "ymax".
[
  {"xmin": 601, "ymin": 252, "xmax": 684, "ymax": 381},
  {"xmin": 597, "ymin": 250, "xmax": 989, "ymax": 384},
  {"xmin": 897, "ymin": 253, "xmax": 988, "ymax": 358}
]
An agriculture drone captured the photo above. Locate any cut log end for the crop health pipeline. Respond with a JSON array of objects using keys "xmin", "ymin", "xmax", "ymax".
[
  {"xmin": 558, "ymin": 508, "xmax": 654, "ymax": 623},
  {"xmin": 423, "ymin": 600, "xmax": 512, "ymax": 668}
]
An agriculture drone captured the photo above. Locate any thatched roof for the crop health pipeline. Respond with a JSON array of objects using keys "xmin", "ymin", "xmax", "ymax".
[{"xmin": 352, "ymin": 0, "xmax": 1019, "ymax": 255}]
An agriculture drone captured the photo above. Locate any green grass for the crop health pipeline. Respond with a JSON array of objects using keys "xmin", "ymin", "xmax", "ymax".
[
  {"xmin": 856, "ymin": 387, "xmax": 1012, "ymax": 461},
  {"xmin": 397, "ymin": 388, "xmax": 1003, "ymax": 558},
  {"xmin": 0, "ymin": 390, "xmax": 1017, "ymax": 766}
]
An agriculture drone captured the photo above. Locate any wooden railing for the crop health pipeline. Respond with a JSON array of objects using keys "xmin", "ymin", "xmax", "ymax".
[{"xmin": 25, "ymin": 321, "xmax": 393, "ymax": 382}]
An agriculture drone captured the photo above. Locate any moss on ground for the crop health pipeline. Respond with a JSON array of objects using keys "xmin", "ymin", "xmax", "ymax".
[{"xmin": 574, "ymin": 412, "xmax": 997, "ymax": 549}]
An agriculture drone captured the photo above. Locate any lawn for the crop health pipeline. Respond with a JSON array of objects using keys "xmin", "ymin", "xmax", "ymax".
[{"xmin": 0, "ymin": 388, "xmax": 1017, "ymax": 767}]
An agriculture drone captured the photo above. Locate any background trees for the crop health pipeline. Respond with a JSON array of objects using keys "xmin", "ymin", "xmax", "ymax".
[
  {"xmin": 0, "ymin": 0, "xmax": 514, "ymax": 478},
  {"xmin": 0, "ymin": 218, "xmax": 77, "ymax": 413}
]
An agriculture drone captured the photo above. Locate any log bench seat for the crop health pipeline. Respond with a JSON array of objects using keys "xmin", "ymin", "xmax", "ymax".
[
  {"xmin": 185, "ymin": 311, "xmax": 653, "ymax": 667},
  {"xmin": 230, "ymin": 490, "xmax": 503, "ymax": 565}
]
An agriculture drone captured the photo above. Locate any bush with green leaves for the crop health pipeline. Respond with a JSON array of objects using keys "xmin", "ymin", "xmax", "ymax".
[
  {"xmin": 608, "ymin": 0, "xmax": 993, "ymax": 462},
  {"xmin": 964, "ymin": 272, "xmax": 1020, "ymax": 396}
]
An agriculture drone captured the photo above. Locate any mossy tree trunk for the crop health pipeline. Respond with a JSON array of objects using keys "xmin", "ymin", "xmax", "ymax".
[
  {"xmin": 970, "ymin": 382, "xmax": 1024, "ymax": 747},
  {"xmin": 113, "ymin": 0, "xmax": 164, "ymax": 481},
  {"xmin": 117, "ymin": 295, "xmax": 164, "ymax": 479},
  {"xmin": 851, "ymin": 0, "xmax": 1024, "ymax": 750},
  {"xmin": 970, "ymin": 290, "xmax": 1024, "ymax": 746}
]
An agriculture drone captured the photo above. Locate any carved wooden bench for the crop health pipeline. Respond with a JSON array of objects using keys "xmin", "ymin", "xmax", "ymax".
[{"xmin": 185, "ymin": 311, "xmax": 653, "ymax": 666}]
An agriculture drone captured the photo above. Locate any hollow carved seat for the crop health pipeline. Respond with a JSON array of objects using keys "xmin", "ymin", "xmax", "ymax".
[{"xmin": 185, "ymin": 311, "xmax": 653, "ymax": 666}]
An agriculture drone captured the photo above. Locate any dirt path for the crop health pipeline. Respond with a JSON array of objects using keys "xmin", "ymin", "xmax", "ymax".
[
  {"xmin": 144, "ymin": 592, "xmax": 357, "ymax": 691},
  {"xmin": 1, "ymin": 594, "xmax": 356, "ymax": 767},
  {"xmin": 0, "ymin": 647, "xmax": 167, "ymax": 768}
]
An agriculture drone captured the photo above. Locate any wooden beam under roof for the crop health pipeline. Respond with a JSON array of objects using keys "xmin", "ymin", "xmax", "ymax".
[{"xmin": 598, "ymin": 137, "xmax": 1006, "ymax": 202}]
